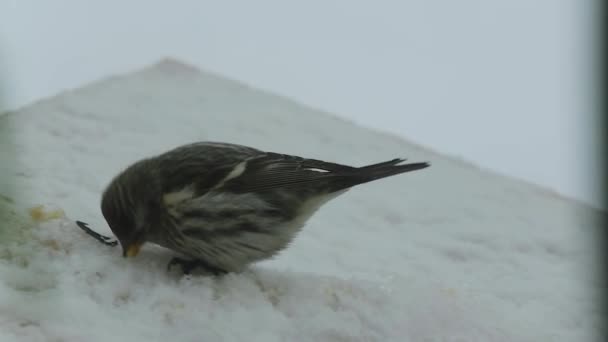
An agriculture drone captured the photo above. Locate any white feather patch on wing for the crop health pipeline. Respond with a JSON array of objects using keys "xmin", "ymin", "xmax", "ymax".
[
  {"xmin": 213, "ymin": 161, "xmax": 248, "ymax": 189},
  {"xmin": 303, "ymin": 167, "xmax": 331, "ymax": 173},
  {"xmin": 163, "ymin": 186, "xmax": 195, "ymax": 207}
]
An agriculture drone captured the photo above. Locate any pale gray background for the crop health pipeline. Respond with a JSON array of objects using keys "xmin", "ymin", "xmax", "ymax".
[{"xmin": 0, "ymin": 0, "xmax": 600, "ymax": 208}]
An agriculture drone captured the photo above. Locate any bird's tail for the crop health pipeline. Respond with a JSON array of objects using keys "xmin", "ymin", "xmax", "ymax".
[
  {"xmin": 328, "ymin": 158, "xmax": 430, "ymax": 192},
  {"xmin": 358, "ymin": 158, "xmax": 430, "ymax": 181}
]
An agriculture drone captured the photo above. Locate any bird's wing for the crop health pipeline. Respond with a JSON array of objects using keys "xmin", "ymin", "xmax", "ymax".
[
  {"xmin": 219, "ymin": 152, "xmax": 358, "ymax": 193},
  {"xmin": 158, "ymin": 142, "xmax": 263, "ymax": 193},
  {"xmin": 157, "ymin": 142, "xmax": 424, "ymax": 196}
]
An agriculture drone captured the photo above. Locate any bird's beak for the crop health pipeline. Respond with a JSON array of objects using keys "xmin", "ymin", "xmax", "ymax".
[{"xmin": 123, "ymin": 242, "xmax": 143, "ymax": 258}]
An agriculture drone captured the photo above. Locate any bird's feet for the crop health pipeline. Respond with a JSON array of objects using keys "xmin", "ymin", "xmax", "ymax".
[{"xmin": 167, "ymin": 257, "xmax": 227, "ymax": 276}]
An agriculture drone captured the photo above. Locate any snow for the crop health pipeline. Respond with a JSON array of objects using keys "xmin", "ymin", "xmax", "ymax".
[{"xmin": 0, "ymin": 59, "xmax": 603, "ymax": 341}]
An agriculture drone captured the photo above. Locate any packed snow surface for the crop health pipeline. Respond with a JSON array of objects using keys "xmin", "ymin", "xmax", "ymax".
[{"xmin": 0, "ymin": 60, "xmax": 603, "ymax": 341}]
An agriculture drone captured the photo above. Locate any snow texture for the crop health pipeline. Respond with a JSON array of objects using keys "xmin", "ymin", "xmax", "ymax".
[{"xmin": 0, "ymin": 59, "xmax": 604, "ymax": 341}]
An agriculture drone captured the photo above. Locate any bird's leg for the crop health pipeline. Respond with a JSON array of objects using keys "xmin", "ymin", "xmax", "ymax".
[{"xmin": 167, "ymin": 257, "xmax": 228, "ymax": 276}]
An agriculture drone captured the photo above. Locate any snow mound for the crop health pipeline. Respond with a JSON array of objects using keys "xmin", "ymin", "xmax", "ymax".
[
  {"xmin": 0, "ymin": 59, "xmax": 603, "ymax": 341},
  {"xmin": 2, "ymin": 214, "xmax": 521, "ymax": 342}
]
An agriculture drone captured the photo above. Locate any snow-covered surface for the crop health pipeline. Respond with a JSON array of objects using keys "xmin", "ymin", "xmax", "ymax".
[{"xmin": 0, "ymin": 60, "xmax": 603, "ymax": 341}]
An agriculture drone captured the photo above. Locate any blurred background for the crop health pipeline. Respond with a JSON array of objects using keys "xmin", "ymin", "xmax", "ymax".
[{"xmin": 0, "ymin": 0, "xmax": 602, "ymax": 208}]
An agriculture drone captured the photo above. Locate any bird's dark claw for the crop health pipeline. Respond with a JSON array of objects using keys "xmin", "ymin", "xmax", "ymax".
[
  {"xmin": 76, "ymin": 221, "xmax": 119, "ymax": 247},
  {"xmin": 167, "ymin": 257, "xmax": 227, "ymax": 276}
]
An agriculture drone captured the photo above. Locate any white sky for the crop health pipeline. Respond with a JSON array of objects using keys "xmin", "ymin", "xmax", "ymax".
[{"xmin": 0, "ymin": 0, "xmax": 601, "ymax": 208}]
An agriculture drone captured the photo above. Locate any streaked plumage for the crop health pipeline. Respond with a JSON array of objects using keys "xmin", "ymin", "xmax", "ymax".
[{"xmin": 100, "ymin": 142, "xmax": 430, "ymax": 274}]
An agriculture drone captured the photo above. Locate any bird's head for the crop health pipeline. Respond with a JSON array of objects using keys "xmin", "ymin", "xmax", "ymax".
[{"xmin": 100, "ymin": 161, "xmax": 159, "ymax": 258}]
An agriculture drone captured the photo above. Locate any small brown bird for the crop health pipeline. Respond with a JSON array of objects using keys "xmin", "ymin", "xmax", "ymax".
[{"xmin": 100, "ymin": 142, "xmax": 429, "ymax": 274}]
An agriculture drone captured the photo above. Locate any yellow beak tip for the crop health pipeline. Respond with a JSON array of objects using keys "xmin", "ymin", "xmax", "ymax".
[{"xmin": 125, "ymin": 244, "xmax": 142, "ymax": 258}]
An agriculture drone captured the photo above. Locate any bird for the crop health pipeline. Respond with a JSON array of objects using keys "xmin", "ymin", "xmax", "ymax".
[{"xmin": 100, "ymin": 141, "xmax": 430, "ymax": 275}]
